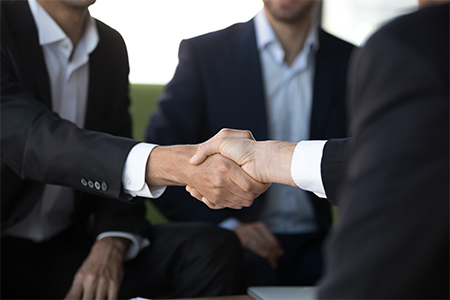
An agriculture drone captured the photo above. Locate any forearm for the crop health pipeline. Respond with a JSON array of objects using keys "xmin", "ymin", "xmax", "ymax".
[
  {"xmin": 254, "ymin": 141, "xmax": 297, "ymax": 186},
  {"xmin": 145, "ymin": 145, "xmax": 196, "ymax": 186},
  {"xmin": 95, "ymin": 236, "xmax": 131, "ymax": 257}
]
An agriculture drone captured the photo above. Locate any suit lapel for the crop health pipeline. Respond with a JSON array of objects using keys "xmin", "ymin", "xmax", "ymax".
[
  {"xmin": 84, "ymin": 21, "xmax": 106, "ymax": 130},
  {"xmin": 225, "ymin": 20, "xmax": 268, "ymax": 141},
  {"xmin": 7, "ymin": 0, "xmax": 52, "ymax": 108},
  {"xmin": 309, "ymin": 29, "xmax": 337, "ymax": 140}
]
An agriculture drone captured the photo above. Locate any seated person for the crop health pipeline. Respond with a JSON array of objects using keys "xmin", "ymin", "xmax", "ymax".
[
  {"xmin": 145, "ymin": 0, "xmax": 354, "ymax": 288},
  {"xmin": 189, "ymin": 1, "xmax": 449, "ymax": 298},
  {"xmin": 1, "ymin": 0, "xmax": 267, "ymax": 298}
]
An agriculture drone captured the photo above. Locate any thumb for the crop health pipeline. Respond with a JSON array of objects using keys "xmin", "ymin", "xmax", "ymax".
[{"xmin": 190, "ymin": 139, "xmax": 223, "ymax": 165}]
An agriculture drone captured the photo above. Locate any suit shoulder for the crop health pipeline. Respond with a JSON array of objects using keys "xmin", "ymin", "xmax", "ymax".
[
  {"xmin": 183, "ymin": 20, "xmax": 253, "ymax": 46},
  {"xmin": 366, "ymin": 4, "xmax": 448, "ymax": 52},
  {"xmin": 94, "ymin": 19, "xmax": 127, "ymax": 47},
  {"xmin": 320, "ymin": 29, "xmax": 356, "ymax": 50},
  {"xmin": 363, "ymin": 4, "xmax": 448, "ymax": 88}
]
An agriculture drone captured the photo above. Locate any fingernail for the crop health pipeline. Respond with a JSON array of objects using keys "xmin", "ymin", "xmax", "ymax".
[{"xmin": 189, "ymin": 155, "xmax": 197, "ymax": 164}]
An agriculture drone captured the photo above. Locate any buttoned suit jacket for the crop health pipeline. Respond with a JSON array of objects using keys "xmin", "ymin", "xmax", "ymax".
[
  {"xmin": 145, "ymin": 19, "xmax": 354, "ymax": 232},
  {"xmin": 1, "ymin": 0, "xmax": 151, "ymax": 238},
  {"xmin": 317, "ymin": 4, "xmax": 449, "ymax": 298}
]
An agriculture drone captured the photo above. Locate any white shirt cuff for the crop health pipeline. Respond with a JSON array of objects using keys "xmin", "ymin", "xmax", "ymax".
[
  {"xmin": 96, "ymin": 231, "xmax": 151, "ymax": 261},
  {"xmin": 219, "ymin": 217, "xmax": 242, "ymax": 230},
  {"xmin": 291, "ymin": 140, "xmax": 327, "ymax": 198},
  {"xmin": 122, "ymin": 143, "xmax": 166, "ymax": 199}
]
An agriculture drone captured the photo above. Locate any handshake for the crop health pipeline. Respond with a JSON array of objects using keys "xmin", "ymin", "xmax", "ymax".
[{"xmin": 145, "ymin": 129, "xmax": 298, "ymax": 209}]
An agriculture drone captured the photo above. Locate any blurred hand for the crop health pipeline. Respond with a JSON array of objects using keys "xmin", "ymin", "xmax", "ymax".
[
  {"xmin": 64, "ymin": 237, "xmax": 129, "ymax": 300},
  {"xmin": 234, "ymin": 222, "xmax": 284, "ymax": 269},
  {"xmin": 146, "ymin": 144, "xmax": 270, "ymax": 209}
]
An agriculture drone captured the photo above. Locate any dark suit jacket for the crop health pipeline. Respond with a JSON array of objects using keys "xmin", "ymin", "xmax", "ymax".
[
  {"xmin": 1, "ymin": 0, "xmax": 151, "ymax": 238},
  {"xmin": 317, "ymin": 4, "xmax": 449, "ymax": 298},
  {"xmin": 146, "ymin": 19, "xmax": 354, "ymax": 232}
]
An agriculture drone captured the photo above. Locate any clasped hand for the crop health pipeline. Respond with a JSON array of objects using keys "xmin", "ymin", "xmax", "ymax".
[{"xmin": 187, "ymin": 129, "xmax": 274, "ymax": 209}]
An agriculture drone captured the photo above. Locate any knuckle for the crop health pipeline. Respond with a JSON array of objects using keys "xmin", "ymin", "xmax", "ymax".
[
  {"xmin": 241, "ymin": 181, "xmax": 252, "ymax": 192},
  {"xmin": 242, "ymin": 199, "xmax": 254, "ymax": 207},
  {"xmin": 208, "ymin": 195, "xmax": 220, "ymax": 204},
  {"xmin": 85, "ymin": 273, "xmax": 98, "ymax": 284},
  {"xmin": 220, "ymin": 128, "xmax": 232, "ymax": 135},
  {"xmin": 216, "ymin": 162, "xmax": 230, "ymax": 174},
  {"xmin": 211, "ymin": 189, "xmax": 224, "ymax": 199},
  {"xmin": 211, "ymin": 175, "xmax": 226, "ymax": 187},
  {"xmin": 243, "ymin": 130, "xmax": 252, "ymax": 138},
  {"xmin": 255, "ymin": 221, "xmax": 265, "ymax": 228}
]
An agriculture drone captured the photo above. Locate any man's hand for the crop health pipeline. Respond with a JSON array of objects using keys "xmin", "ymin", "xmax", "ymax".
[
  {"xmin": 190, "ymin": 128, "xmax": 297, "ymax": 185},
  {"xmin": 234, "ymin": 222, "xmax": 284, "ymax": 269},
  {"xmin": 64, "ymin": 237, "xmax": 130, "ymax": 300},
  {"xmin": 145, "ymin": 144, "xmax": 270, "ymax": 209}
]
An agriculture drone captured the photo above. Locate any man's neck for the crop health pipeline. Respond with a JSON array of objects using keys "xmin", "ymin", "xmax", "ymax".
[
  {"xmin": 37, "ymin": 0, "xmax": 88, "ymax": 49},
  {"xmin": 264, "ymin": 8, "xmax": 315, "ymax": 66}
]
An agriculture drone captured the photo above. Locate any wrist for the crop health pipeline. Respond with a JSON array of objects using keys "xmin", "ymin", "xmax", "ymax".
[
  {"xmin": 145, "ymin": 145, "xmax": 196, "ymax": 186},
  {"xmin": 257, "ymin": 141, "xmax": 296, "ymax": 185},
  {"xmin": 96, "ymin": 236, "xmax": 131, "ymax": 257}
]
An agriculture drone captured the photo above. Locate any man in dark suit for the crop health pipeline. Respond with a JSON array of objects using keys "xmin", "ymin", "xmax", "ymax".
[
  {"xmin": 189, "ymin": 1, "xmax": 449, "ymax": 298},
  {"xmin": 0, "ymin": 0, "xmax": 265, "ymax": 298},
  {"xmin": 145, "ymin": 0, "xmax": 354, "ymax": 287}
]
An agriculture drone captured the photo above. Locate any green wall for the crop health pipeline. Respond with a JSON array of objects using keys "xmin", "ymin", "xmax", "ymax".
[{"xmin": 129, "ymin": 84, "xmax": 169, "ymax": 224}]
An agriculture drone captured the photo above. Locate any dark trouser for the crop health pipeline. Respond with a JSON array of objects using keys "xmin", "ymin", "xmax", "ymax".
[
  {"xmin": 1, "ymin": 222, "xmax": 242, "ymax": 299},
  {"xmin": 241, "ymin": 231, "xmax": 326, "ymax": 290}
]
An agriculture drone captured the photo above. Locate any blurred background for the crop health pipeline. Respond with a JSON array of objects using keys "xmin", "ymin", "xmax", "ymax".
[
  {"xmin": 90, "ymin": 0, "xmax": 418, "ymax": 85},
  {"xmin": 90, "ymin": 0, "xmax": 419, "ymax": 223}
]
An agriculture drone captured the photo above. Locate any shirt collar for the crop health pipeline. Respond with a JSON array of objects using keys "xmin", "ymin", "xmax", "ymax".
[
  {"xmin": 254, "ymin": 9, "xmax": 320, "ymax": 65},
  {"xmin": 28, "ymin": 0, "xmax": 99, "ymax": 55}
]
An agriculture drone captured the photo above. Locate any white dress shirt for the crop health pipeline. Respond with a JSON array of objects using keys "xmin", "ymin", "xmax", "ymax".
[
  {"xmin": 6, "ymin": 0, "xmax": 162, "ymax": 260},
  {"xmin": 291, "ymin": 141, "xmax": 327, "ymax": 198},
  {"xmin": 220, "ymin": 10, "xmax": 320, "ymax": 234}
]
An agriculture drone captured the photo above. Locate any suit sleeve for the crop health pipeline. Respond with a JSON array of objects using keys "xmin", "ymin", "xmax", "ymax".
[
  {"xmin": 320, "ymin": 138, "xmax": 351, "ymax": 205},
  {"xmin": 318, "ymin": 23, "xmax": 449, "ymax": 299},
  {"xmin": 0, "ymin": 19, "xmax": 139, "ymax": 202}
]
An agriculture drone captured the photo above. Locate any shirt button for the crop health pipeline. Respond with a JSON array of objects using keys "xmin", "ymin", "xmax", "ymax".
[
  {"xmin": 88, "ymin": 180, "xmax": 94, "ymax": 188},
  {"xmin": 94, "ymin": 181, "xmax": 101, "ymax": 190},
  {"xmin": 81, "ymin": 178, "xmax": 88, "ymax": 186},
  {"xmin": 101, "ymin": 182, "xmax": 108, "ymax": 192},
  {"xmin": 61, "ymin": 40, "xmax": 70, "ymax": 49},
  {"xmin": 125, "ymin": 179, "xmax": 131, "ymax": 185}
]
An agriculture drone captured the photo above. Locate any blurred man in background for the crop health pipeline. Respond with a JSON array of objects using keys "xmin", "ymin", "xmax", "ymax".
[{"xmin": 146, "ymin": 0, "xmax": 354, "ymax": 289}]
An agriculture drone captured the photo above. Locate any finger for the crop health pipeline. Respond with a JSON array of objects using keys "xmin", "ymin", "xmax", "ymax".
[
  {"xmin": 246, "ymin": 237, "xmax": 269, "ymax": 258},
  {"xmin": 266, "ymin": 254, "xmax": 279, "ymax": 269},
  {"xmin": 227, "ymin": 162, "xmax": 270, "ymax": 196},
  {"xmin": 190, "ymin": 138, "xmax": 224, "ymax": 165},
  {"xmin": 107, "ymin": 280, "xmax": 119, "ymax": 300},
  {"xmin": 64, "ymin": 277, "xmax": 83, "ymax": 300},
  {"xmin": 201, "ymin": 184, "xmax": 253, "ymax": 209},
  {"xmin": 82, "ymin": 280, "xmax": 95, "ymax": 300},
  {"xmin": 95, "ymin": 279, "xmax": 107, "ymax": 300},
  {"xmin": 186, "ymin": 186, "xmax": 203, "ymax": 202},
  {"xmin": 189, "ymin": 188, "xmax": 233, "ymax": 210},
  {"xmin": 254, "ymin": 223, "xmax": 282, "ymax": 248},
  {"xmin": 254, "ymin": 223, "xmax": 284, "ymax": 259},
  {"xmin": 215, "ymin": 128, "xmax": 255, "ymax": 140},
  {"xmin": 202, "ymin": 197, "xmax": 226, "ymax": 209}
]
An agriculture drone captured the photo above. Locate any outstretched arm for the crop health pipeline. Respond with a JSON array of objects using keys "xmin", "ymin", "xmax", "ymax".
[
  {"xmin": 146, "ymin": 143, "xmax": 270, "ymax": 209},
  {"xmin": 189, "ymin": 129, "xmax": 339, "ymax": 207}
]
